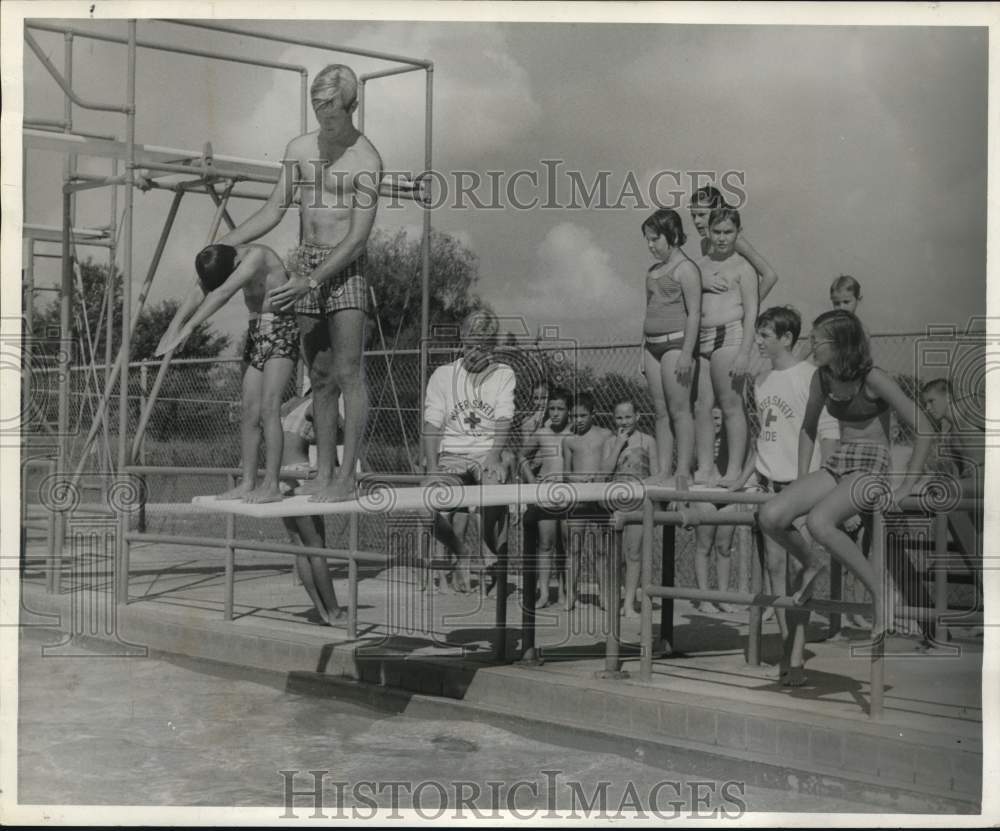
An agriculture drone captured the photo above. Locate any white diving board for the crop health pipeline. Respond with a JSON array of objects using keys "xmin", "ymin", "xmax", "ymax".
[{"xmin": 184, "ymin": 481, "xmax": 647, "ymax": 519}]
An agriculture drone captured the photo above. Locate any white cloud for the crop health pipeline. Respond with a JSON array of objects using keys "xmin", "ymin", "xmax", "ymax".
[{"xmin": 498, "ymin": 222, "xmax": 637, "ymax": 331}]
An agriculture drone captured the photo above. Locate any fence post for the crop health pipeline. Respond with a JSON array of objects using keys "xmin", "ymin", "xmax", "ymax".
[
  {"xmin": 658, "ymin": 522, "xmax": 675, "ymax": 656},
  {"xmin": 828, "ymin": 561, "xmax": 843, "ymax": 638}
]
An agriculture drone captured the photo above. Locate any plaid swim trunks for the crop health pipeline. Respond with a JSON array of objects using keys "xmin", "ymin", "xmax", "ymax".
[
  {"xmin": 821, "ymin": 440, "xmax": 891, "ymax": 482},
  {"xmin": 242, "ymin": 313, "xmax": 300, "ymax": 371},
  {"xmin": 286, "ymin": 242, "xmax": 369, "ymax": 316}
]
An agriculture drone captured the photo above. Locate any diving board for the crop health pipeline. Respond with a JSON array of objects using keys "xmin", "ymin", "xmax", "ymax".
[{"xmin": 188, "ymin": 481, "xmax": 647, "ymax": 519}]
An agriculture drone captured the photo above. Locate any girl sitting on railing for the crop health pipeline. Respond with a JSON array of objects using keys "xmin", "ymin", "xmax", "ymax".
[{"xmin": 757, "ymin": 310, "xmax": 934, "ymax": 641}]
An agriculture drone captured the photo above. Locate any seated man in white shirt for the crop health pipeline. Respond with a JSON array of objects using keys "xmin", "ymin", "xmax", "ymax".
[{"xmin": 423, "ymin": 310, "xmax": 516, "ymax": 593}]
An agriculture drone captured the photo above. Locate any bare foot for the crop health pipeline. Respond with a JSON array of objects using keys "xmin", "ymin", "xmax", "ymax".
[
  {"xmin": 328, "ymin": 607, "xmax": 348, "ymax": 622},
  {"xmin": 216, "ymin": 483, "xmax": 254, "ymax": 501},
  {"xmin": 791, "ymin": 565, "xmax": 826, "ymax": 606},
  {"xmin": 782, "ymin": 666, "xmax": 808, "ymax": 687},
  {"xmin": 761, "ymin": 606, "xmax": 776, "ymax": 623},
  {"xmin": 244, "ymin": 484, "xmax": 284, "ymax": 504},
  {"xmin": 848, "ymin": 613, "xmax": 870, "ymax": 629},
  {"xmin": 718, "ymin": 603, "xmax": 743, "ymax": 615},
  {"xmin": 717, "ymin": 474, "xmax": 742, "ymax": 490},
  {"xmin": 309, "ymin": 476, "xmax": 358, "ymax": 503}
]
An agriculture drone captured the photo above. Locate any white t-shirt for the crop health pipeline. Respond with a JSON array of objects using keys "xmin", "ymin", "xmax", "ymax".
[
  {"xmin": 424, "ymin": 359, "xmax": 516, "ymax": 457},
  {"xmin": 754, "ymin": 360, "xmax": 839, "ymax": 483}
]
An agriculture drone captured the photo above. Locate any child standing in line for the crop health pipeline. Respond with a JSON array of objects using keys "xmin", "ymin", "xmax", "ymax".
[
  {"xmin": 519, "ymin": 386, "xmax": 573, "ymax": 607},
  {"xmin": 728, "ymin": 307, "xmax": 840, "ymax": 682},
  {"xmin": 601, "ymin": 398, "xmax": 659, "ymax": 619},
  {"xmin": 688, "ymin": 185, "xmax": 780, "ymax": 482},
  {"xmin": 758, "ymin": 310, "xmax": 934, "ymax": 658},
  {"xmin": 157, "ymin": 243, "xmax": 299, "ymax": 504},
  {"xmin": 692, "ymin": 208, "xmax": 759, "ymax": 489},
  {"xmin": 562, "ymin": 392, "xmax": 614, "ymax": 611},
  {"xmin": 830, "ymin": 274, "xmax": 862, "ymax": 314},
  {"xmin": 639, "ymin": 209, "xmax": 702, "ymax": 487}
]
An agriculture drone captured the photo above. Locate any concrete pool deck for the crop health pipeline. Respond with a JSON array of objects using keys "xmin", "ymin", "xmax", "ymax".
[{"xmin": 18, "ymin": 538, "xmax": 983, "ymax": 813}]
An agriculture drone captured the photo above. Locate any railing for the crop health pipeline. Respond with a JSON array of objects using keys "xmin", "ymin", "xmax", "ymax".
[{"xmin": 605, "ymin": 487, "xmax": 984, "ymax": 720}]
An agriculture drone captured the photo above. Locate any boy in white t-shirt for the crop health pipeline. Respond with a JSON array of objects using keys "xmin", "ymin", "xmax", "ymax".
[
  {"xmin": 732, "ymin": 306, "xmax": 839, "ymax": 685},
  {"xmin": 423, "ymin": 310, "xmax": 516, "ymax": 593}
]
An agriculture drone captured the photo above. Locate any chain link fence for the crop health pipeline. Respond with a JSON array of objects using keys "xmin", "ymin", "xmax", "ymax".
[{"xmin": 22, "ymin": 331, "xmax": 984, "ymax": 595}]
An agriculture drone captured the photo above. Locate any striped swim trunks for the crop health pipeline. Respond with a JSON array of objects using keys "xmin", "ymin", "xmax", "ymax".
[
  {"xmin": 698, "ymin": 319, "xmax": 743, "ymax": 359},
  {"xmin": 821, "ymin": 440, "xmax": 891, "ymax": 482},
  {"xmin": 287, "ymin": 242, "xmax": 369, "ymax": 316}
]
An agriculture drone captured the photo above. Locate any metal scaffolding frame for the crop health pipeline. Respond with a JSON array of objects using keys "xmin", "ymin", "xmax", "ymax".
[{"xmin": 22, "ymin": 18, "xmax": 434, "ymax": 593}]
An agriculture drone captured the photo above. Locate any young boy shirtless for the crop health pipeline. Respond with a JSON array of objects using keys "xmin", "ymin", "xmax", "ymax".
[
  {"xmin": 519, "ymin": 387, "xmax": 572, "ymax": 607},
  {"xmin": 562, "ymin": 392, "xmax": 614, "ymax": 611},
  {"xmin": 157, "ymin": 243, "xmax": 299, "ymax": 503}
]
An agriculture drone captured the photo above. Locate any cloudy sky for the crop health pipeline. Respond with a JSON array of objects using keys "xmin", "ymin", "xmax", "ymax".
[{"xmin": 20, "ymin": 15, "xmax": 988, "ymax": 354}]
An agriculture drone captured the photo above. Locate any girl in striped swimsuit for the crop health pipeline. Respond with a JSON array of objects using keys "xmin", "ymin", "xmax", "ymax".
[{"xmin": 640, "ymin": 209, "xmax": 702, "ymax": 487}]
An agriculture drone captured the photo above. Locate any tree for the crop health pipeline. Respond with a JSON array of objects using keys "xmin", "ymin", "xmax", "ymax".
[{"xmin": 366, "ymin": 228, "xmax": 491, "ymax": 349}]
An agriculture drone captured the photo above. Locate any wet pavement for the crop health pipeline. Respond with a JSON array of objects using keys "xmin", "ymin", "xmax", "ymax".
[{"xmin": 18, "ymin": 627, "xmax": 880, "ymax": 814}]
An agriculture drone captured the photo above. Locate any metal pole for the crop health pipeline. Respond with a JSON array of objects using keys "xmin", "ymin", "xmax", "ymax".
[
  {"xmin": 520, "ymin": 508, "xmax": 539, "ymax": 664},
  {"xmin": 659, "ymin": 522, "xmax": 675, "ymax": 655},
  {"xmin": 639, "ymin": 497, "xmax": 654, "ymax": 682},
  {"xmin": 52, "ymin": 187, "xmax": 74, "ymax": 594},
  {"xmin": 348, "ymin": 514, "xmax": 359, "ymax": 639},
  {"xmin": 224, "ymin": 475, "xmax": 235, "ymax": 621},
  {"xmin": 161, "ymin": 20, "xmax": 431, "ymax": 68},
  {"xmin": 418, "ymin": 66, "xmax": 433, "ymax": 466},
  {"xmin": 602, "ymin": 526, "xmax": 622, "ymax": 674},
  {"xmin": 828, "ymin": 562, "xmax": 843, "ymax": 639},
  {"xmin": 129, "ymin": 181, "xmax": 233, "ymax": 462},
  {"xmin": 299, "ymin": 70, "xmax": 309, "ymax": 135},
  {"xmin": 71, "ymin": 188, "xmax": 184, "ymax": 480},
  {"xmin": 748, "ymin": 527, "xmax": 764, "ymax": 666},
  {"xmin": 934, "ymin": 512, "xmax": 950, "ymax": 644},
  {"xmin": 869, "ymin": 509, "xmax": 885, "ymax": 720},
  {"xmin": 116, "ymin": 22, "xmax": 137, "ymax": 609},
  {"xmin": 22, "ymin": 238, "xmax": 34, "ymax": 430}
]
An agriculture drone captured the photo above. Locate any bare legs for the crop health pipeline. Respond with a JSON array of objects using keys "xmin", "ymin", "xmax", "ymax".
[
  {"xmin": 219, "ymin": 357, "xmax": 295, "ymax": 502},
  {"xmin": 759, "ymin": 470, "xmax": 885, "ymax": 637},
  {"xmin": 643, "ymin": 347, "xmax": 695, "ymax": 485},
  {"xmin": 282, "ymin": 515, "xmax": 345, "ymax": 624},
  {"xmin": 297, "ymin": 310, "xmax": 367, "ymax": 502}
]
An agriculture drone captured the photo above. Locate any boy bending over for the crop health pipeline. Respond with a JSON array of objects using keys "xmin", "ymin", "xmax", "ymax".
[{"xmin": 157, "ymin": 243, "xmax": 299, "ymax": 503}]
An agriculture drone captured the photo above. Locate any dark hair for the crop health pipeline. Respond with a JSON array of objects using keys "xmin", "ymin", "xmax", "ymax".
[
  {"xmin": 830, "ymin": 274, "xmax": 862, "ymax": 299},
  {"xmin": 548, "ymin": 386, "xmax": 572, "ymax": 407},
  {"xmin": 812, "ymin": 310, "xmax": 872, "ymax": 381},
  {"xmin": 571, "ymin": 391, "xmax": 595, "ymax": 414},
  {"xmin": 641, "ymin": 209, "xmax": 687, "ymax": 248},
  {"xmin": 756, "ymin": 306, "xmax": 801, "ymax": 346},
  {"xmin": 708, "ymin": 206, "xmax": 741, "ymax": 231},
  {"xmin": 689, "ymin": 185, "xmax": 726, "ymax": 209},
  {"xmin": 921, "ymin": 378, "xmax": 952, "ymax": 398},
  {"xmin": 195, "ymin": 244, "xmax": 238, "ymax": 292}
]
